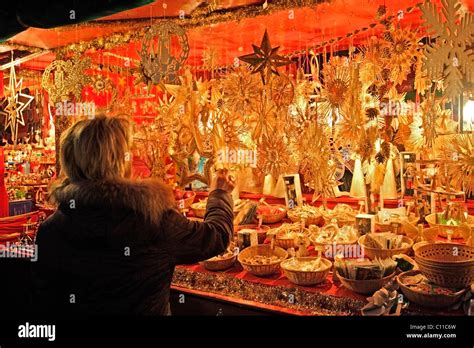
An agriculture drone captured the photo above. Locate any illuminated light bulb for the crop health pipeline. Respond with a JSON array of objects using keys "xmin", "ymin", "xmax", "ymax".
[
  {"xmin": 375, "ymin": 138, "xmax": 382, "ymax": 153},
  {"xmin": 463, "ymin": 99, "xmax": 474, "ymax": 131}
]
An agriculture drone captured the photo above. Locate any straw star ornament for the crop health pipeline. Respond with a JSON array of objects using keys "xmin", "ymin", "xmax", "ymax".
[
  {"xmin": 0, "ymin": 64, "xmax": 34, "ymax": 145},
  {"xmin": 238, "ymin": 30, "xmax": 292, "ymax": 85}
]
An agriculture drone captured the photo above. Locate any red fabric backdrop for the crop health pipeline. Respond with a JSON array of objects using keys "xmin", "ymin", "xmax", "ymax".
[{"xmin": 0, "ymin": 148, "xmax": 9, "ymax": 217}]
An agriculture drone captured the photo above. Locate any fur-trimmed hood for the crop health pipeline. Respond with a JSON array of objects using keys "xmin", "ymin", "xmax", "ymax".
[{"xmin": 51, "ymin": 178, "xmax": 176, "ymax": 227}]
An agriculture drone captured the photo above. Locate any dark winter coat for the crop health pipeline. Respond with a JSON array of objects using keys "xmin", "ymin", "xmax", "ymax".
[{"xmin": 32, "ymin": 179, "xmax": 233, "ymax": 316}]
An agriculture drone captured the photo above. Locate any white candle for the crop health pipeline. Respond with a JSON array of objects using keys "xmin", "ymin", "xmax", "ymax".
[{"xmin": 379, "ymin": 187, "xmax": 384, "ymax": 210}]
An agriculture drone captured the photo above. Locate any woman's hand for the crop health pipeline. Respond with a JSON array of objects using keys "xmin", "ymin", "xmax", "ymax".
[{"xmin": 210, "ymin": 169, "xmax": 235, "ymax": 193}]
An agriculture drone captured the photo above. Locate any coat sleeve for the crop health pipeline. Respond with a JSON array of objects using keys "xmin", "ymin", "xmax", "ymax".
[
  {"xmin": 162, "ymin": 189, "xmax": 234, "ymax": 265},
  {"xmin": 31, "ymin": 218, "xmax": 62, "ymax": 316}
]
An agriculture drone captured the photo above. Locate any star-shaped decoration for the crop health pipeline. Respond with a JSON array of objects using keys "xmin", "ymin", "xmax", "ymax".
[
  {"xmin": 165, "ymin": 68, "xmax": 209, "ymax": 116},
  {"xmin": 0, "ymin": 64, "xmax": 34, "ymax": 145},
  {"xmin": 238, "ymin": 29, "xmax": 293, "ymax": 85},
  {"xmin": 118, "ymin": 75, "xmax": 127, "ymax": 89}
]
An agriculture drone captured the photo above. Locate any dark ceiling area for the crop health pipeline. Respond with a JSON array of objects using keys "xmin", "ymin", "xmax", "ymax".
[{"xmin": 0, "ymin": 0, "xmax": 153, "ymax": 41}]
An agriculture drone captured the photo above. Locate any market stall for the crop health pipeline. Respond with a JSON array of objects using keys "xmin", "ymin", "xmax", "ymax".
[{"xmin": 1, "ymin": 0, "xmax": 473, "ymax": 316}]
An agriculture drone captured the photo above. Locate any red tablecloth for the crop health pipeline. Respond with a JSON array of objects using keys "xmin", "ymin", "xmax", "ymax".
[
  {"xmin": 0, "ymin": 148, "xmax": 8, "ymax": 218},
  {"xmin": 0, "ymin": 211, "xmax": 40, "ymax": 244}
]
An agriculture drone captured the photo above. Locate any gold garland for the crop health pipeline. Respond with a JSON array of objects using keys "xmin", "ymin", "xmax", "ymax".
[
  {"xmin": 0, "ymin": 43, "xmax": 45, "ymax": 53},
  {"xmin": 172, "ymin": 267, "xmax": 364, "ymax": 315},
  {"xmin": 6, "ymin": 1, "xmax": 421, "ymax": 67}
]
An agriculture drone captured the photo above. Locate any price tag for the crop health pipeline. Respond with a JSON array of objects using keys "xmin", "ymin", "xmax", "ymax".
[
  {"xmin": 178, "ymin": 199, "xmax": 185, "ymax": 209},
  {"xmin": 250, "ymin": 230, "xmax": 259, "ymax": 246}
]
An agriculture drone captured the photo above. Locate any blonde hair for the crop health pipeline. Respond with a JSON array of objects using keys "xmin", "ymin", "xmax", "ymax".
[
  {"xmin": 57, "ymin": 116, "xmax": 132, "ymax": 183},
  {"xmin": 48, "ymin": 116, "xmax": 177, "ymax": 224}
]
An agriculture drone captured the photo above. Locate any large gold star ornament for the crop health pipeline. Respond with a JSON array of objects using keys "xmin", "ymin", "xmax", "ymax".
[
  {"xmin": 1, "ymin": 64, "xmax": 34, "ymax": 145},
  {"xmin": 238, "ymin": 30, "xmax": 292, "ymax": 85},
  {"xmin": 42, "ymin": 55, "xmax": 91, "ymax": 104}
]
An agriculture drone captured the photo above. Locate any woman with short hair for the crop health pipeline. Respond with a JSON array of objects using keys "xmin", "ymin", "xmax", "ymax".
[{"xmin": 33, "ymin": 116, "xmax": 234, "ymax": 316}]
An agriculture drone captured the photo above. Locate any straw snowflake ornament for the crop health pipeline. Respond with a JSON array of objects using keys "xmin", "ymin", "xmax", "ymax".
[
  {"xmin": 439, "ymin": 134, "xmax": 474, "ymax": 195},
  {"xmin": 420, "ymin": 0, "xmax": 474, "ymax": 100}
]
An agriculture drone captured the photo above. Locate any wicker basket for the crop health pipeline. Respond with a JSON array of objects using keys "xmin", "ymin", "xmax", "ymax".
[
  {"xmin": 318, "ymin": 204, "xmax": 357, "ymax": 227},
  {"xmin": 358, "ymin": 235, "xmax": 413, "ymax": 260},
  {"xmin": 238, "ymin": 245, "xmax": 288, "ymax": 277},
  {"xmin": 274, "ymin": 228, "xmax": 311, "ymax": 250},
  {"xmin": 412, "ymin": 227, "xmax": 445, "ymax": 253},
  {"xmin": 425, "ymin": 213, "xmax": 474, "ymax": 239},
  {"xmin": 322, "ymin": 216, "xmax": 356, "ymax": 227},
  {"xmin": 309, "ymin": 235, "xmax": 359, "ymax": 260},
  {"xmin": 414, "ymin": 243, "xmax": 474, "ymax": 288},
  {"xmin": 257, "ymin": 204, "xmax": 287, "ymax": 224},
  {"xmin": 235, "ymin": 224, "xmax": 270, "ymax": 244},
  {"xmin": 274, "ymin": 237, "xmax": 295, "ymax": 250},
  {"xmin": 178, "ymin": 192, "xmax": 196, "ymax": 209},
  {"xmin": 397, "ymin": 270, "xmax": 467, "ymax": 309},
  {"xmin": 337, "ymin": 271, "xmax": 396, "ymax": 295},
  {"xmin": 281, "ymin": 257, "xmax": 332, "ymax": 286},
  {"xmin": 190, "ymin": 203, "xmax": 206, "ymax": 218},
  {"xmin": 287, "ymin": 209, "xmax": 323, "ymax": 226},
  {"xmin": 200, "ymin": 254, "xmax": 237, "ymax": 271},
  {"xmin": 420, "ymin": 227, "xmax": 442, "ymax": 244},
  {"xmin": 375, "ymin": 214, "xmax": 419, "ymax": 234}
]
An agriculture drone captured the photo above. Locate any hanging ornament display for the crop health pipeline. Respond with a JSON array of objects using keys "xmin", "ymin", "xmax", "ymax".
[
  {"xmin": 85, "ymin": 73, "xmax": 118, "ymax": 113},
  {"xmin": 202, "ymin": 47, "xmax": 220, "ymax": 76},
  {"xmin": 0, "ymin": 63, "xmax": 34, "ymax": 145},
  {"xmin": 439, "ymin": 134, "xmax": 474, "ymax": 195},
  {"xmin": 269, "ymin": 73, "xmax": 294, "ymax": 107},
  {"xmin": 298, "ymin": 122, "xmax": 338, "ymax": 199},
  {"xmin": 42, "ymin": 55, "xmax": 91, "ymax": 105},
  {"xmin": 258, "ymin": 131, "xmax": 291, "ymax": 180},
  {"xmin": 134, "ymin": 114, "xmax": 173, "ymax": 179},
  {"xmin": 319, "ymin": 56, "xmax": 351, "ymax": 123},
  {"xmin": 419, "ymin": 0, "xmax": 474, "ymax": 100},
  {"xmin": 252, "ymin": 91, "xmax": 277, "ymax": 141},
  {"xmin": 221, "ymin": 67, "xmax": 260, "ymax": 116},
  {"xmin": 409, "ymin": 94, "xmax": 440, "ymax": 150},
  {"xmin": 414, "ymin": 59, "xmax": 432, "ymax": 96},
  {"xmin": 360, "ymin": 36, "xmax": 388, "ymax": 88},
  {"xmin": 384, "ymin": 25, "xmax": 422, "ymax": 86},
  {"xmin": 238, "ymin": 29, "xmax": 293, "ymax": 85},
  {"xmin": 173, "ymin": 153, "xmax": 215, "ymax": 188},
  {"xmin": 137, "ymin": 21, "xmax": 190, "ymax": 89}
]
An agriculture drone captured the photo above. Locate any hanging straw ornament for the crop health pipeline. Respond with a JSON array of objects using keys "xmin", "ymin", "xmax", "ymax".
[{"xmin": 238, "ymin": 29, "xmax": 293, "ymax": 85}]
